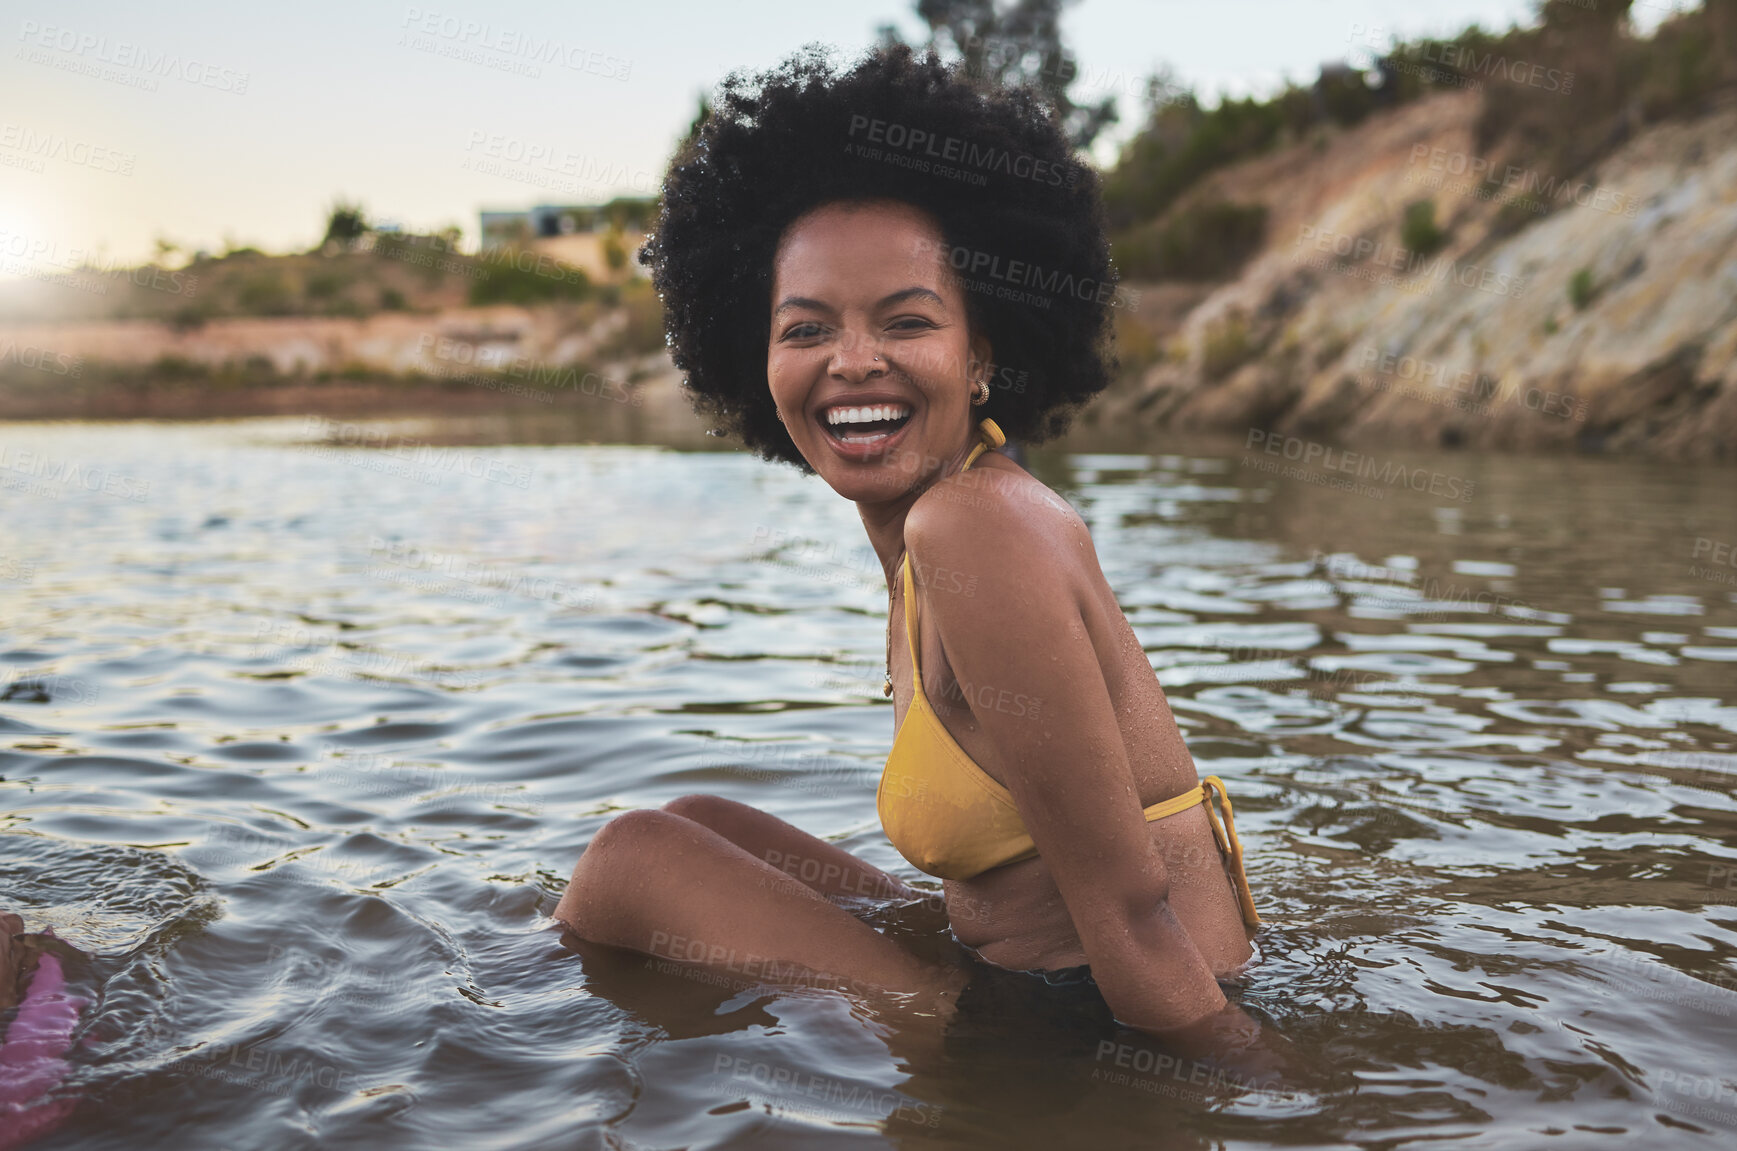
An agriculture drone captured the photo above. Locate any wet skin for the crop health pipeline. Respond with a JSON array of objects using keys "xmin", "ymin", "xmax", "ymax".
[
  {"xmin": 767, "ymin": 198, "xmax": 1253, "ymax": 986},
  {"xmin": 558, "ymin": 198, "xmax": 1293, "ymax": 1075}
]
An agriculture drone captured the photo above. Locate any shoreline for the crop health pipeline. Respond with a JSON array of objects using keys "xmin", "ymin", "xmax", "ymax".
[{"xmin": 4, "ymin": 377, "xmax": 1726, "ymax": 470}]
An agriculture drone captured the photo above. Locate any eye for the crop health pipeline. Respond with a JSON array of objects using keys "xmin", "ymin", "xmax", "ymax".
[
  {"xmin": 780, "ymin": 322, "xmax": 825, "ymax": 340},
  {"xmin": 889, "ymin": 317, "xmax": 937, "ymax": 332}
]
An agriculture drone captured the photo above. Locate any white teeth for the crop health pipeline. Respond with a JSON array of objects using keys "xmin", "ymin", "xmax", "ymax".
[{"xmin": 825, "ymin": 404, "xmax": 911, "ymax": 426}]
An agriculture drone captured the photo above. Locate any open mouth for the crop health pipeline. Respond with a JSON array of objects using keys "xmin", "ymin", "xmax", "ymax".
[{"xmin": 821, "ymin": 403, "xmax": 913, "ymax": 445}]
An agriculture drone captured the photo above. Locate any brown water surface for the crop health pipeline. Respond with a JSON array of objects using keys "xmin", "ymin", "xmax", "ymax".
[{"xmin": 2, "ymin": 416, "xmax": 1735, "ymax": 1148}]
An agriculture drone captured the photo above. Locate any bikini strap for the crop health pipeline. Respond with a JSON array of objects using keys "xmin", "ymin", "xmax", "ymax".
[
  {"xmin": 903, "ymin": 418, "xmax": 1004, "ymax": 683},
  {"xmin": 962, "ymin": 417, "xmax": 1006, "ymax": 472},
  {"xmin": 1198, "ymin": 775, "xmax": 1262, "ymax": 928},
  {"xmin": 901, "ymin": 551, "xmax": 923, "ymax": 693}
]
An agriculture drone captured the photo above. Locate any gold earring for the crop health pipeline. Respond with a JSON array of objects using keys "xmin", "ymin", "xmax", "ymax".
[{"xmin": 971, "ymin": 379, "xmax": 990, "ymax": 406}]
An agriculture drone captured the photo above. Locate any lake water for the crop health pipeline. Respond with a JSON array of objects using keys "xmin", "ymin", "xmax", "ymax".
[{"xmin": 3, "ymin": 415, "xmax": 1736, "ymax": 1149}]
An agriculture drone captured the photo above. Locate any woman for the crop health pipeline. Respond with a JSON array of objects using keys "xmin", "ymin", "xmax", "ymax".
[{"xmin": 555, "ymin": 42, "xmax": 1281, "ymax": 1068}]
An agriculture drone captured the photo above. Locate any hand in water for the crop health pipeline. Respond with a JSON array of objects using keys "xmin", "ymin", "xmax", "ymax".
[
  {"xmin": 1152, "ymin": 1001, "xmax": 1302, "ymax": 1094},
  {"xmin": 1, "ymin": 911, "xmax": 42, "ymax": 1014}
]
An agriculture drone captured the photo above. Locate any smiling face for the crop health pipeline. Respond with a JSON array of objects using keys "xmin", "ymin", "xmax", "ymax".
[{"xmin": 767, "ymin": 199, "xmax": 991, "ymax": 503}]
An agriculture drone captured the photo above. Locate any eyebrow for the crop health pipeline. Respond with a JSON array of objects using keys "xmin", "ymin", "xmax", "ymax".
[{"xmin": 772, "ymin": 286, "xmax": 944, "ymax": 317}]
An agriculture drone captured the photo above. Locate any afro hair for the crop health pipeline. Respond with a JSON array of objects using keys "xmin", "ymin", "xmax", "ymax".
[{"xmin": 638, "ymin": 41, "xmax": 1123, "ymax": 473}]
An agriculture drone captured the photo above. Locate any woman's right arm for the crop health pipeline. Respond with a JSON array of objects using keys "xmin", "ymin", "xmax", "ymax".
[{"xmin": 905, "ymin": 494, "xmax": 1297, "ymax": 1082}]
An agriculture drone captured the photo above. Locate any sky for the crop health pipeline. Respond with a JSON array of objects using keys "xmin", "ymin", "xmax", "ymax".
[{"xmin": 0, "ymin": 0, "xmax": 1697, "ymax": 271}]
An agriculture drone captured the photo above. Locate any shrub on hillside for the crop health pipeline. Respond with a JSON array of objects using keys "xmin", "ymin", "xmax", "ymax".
[
  {"xmin": 1112, "ymin": 201, "xmax": 1268, "ymax": 280},
  {"xmin": 467, "ymin": 248, "xmax": 591, "ymax": 306},
  {"xmin": 237, "ymin": 271, "xmax": 293, "ymax": 315},
  {"xmin": 1400, "ymin": 199, "xmax": 1446, "ymax": 255},
  {"xmin": 1106, "ymin": 2, "xmax": 1736, "ymax": 245},
  {"xmin": 304, "ymin": 271, "xmax": 345, "ymax": 300}
]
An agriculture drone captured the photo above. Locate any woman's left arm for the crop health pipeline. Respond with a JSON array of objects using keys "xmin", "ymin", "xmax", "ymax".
[{"xmin": 905, "ymin": 484, "xmax": 1233, "ymax": 1036}]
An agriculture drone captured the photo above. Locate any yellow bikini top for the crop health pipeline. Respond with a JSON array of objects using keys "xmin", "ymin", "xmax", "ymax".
[{"xmin": 876, "ymin": 418, "xmax": 1260, "ymax": 916}]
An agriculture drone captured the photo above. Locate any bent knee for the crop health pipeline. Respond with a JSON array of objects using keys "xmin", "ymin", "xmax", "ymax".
[
  {"xmin": 582, "ymin": 806, "xmax": 699, "ymax": 864},
  {"xmin": 660, "ymin": 793, "xmax": 753, "ymax": 826},
  {"xmin": 558, "ymin": 808, "xmax": 702, "ymax": 932}
]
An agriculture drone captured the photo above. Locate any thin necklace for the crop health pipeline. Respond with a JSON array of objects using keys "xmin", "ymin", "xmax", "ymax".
[{"xmin": 883, "ymin": 546, "xmax": 905, "ymax": 697}]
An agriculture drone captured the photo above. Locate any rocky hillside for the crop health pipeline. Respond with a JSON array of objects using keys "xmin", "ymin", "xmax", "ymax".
[
  {"xmin": 5, "ymin": 4, "xmax": 1733, "ymax": 459},
  {"xmin": 1094, "ymin": 88, "xmax": 1737, "ymax": 459}
]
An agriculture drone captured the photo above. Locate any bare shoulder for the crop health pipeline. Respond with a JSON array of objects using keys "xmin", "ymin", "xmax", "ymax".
[{"xmin": 905, "ymin": 455, "xmax": 1095, "ymax": 601}]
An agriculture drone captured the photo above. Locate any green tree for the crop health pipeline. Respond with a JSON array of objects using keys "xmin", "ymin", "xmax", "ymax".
[
  {"xmin": 884, "ymin": 0, "xmax": 1117, "ymax": 150},
  {"xmin": 320, "ymin": 199, "xmax": 371, "ymax": 251}
]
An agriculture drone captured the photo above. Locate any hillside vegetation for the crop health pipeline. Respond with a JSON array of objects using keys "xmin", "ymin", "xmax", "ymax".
[{"xmin": 3, "ymin": 2, "xmax": 1733, "ymax": 453}]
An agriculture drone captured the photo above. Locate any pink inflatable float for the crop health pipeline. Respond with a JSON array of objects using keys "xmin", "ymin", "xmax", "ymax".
[{"xmin": 0, "ymin": 943, "xmax": 84, "ymax": 1151}]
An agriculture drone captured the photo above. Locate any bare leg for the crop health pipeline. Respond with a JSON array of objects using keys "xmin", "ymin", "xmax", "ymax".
[
  {"xmin": 659, "ymin": 794, "xmax": 922, "ymax": 904},
  {"xmin": 554, "ymin": 805, "xmax": 965, "ymax": 1007}
]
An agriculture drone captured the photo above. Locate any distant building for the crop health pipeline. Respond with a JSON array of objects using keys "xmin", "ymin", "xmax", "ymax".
[
  {"xmin": 479, "ymin": 200, "xmax": 656, "ymax": 242},
  {"xmin": 477, "ymin": 199, "xmax": 655, "ymax": 281}
]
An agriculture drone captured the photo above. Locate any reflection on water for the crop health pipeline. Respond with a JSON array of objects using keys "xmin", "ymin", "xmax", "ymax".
[{"xmin": 2, "ymin": 415, "xmax": 1735, "ymax": 1148}]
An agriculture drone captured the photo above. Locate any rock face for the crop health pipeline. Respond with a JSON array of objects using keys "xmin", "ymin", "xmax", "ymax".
[
  {"xmin": 1103, "ymin": 90, "xmax": 1737, "ymax": 459},
  {"xmin": 4, "ymin": 89, "xmax": 1732, "ymax": 459}
]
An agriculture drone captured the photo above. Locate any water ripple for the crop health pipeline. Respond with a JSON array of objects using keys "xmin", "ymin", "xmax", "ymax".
[{"xmin": 2, "ymin": 418, "xmax": 1734, "ymax": 1147}]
